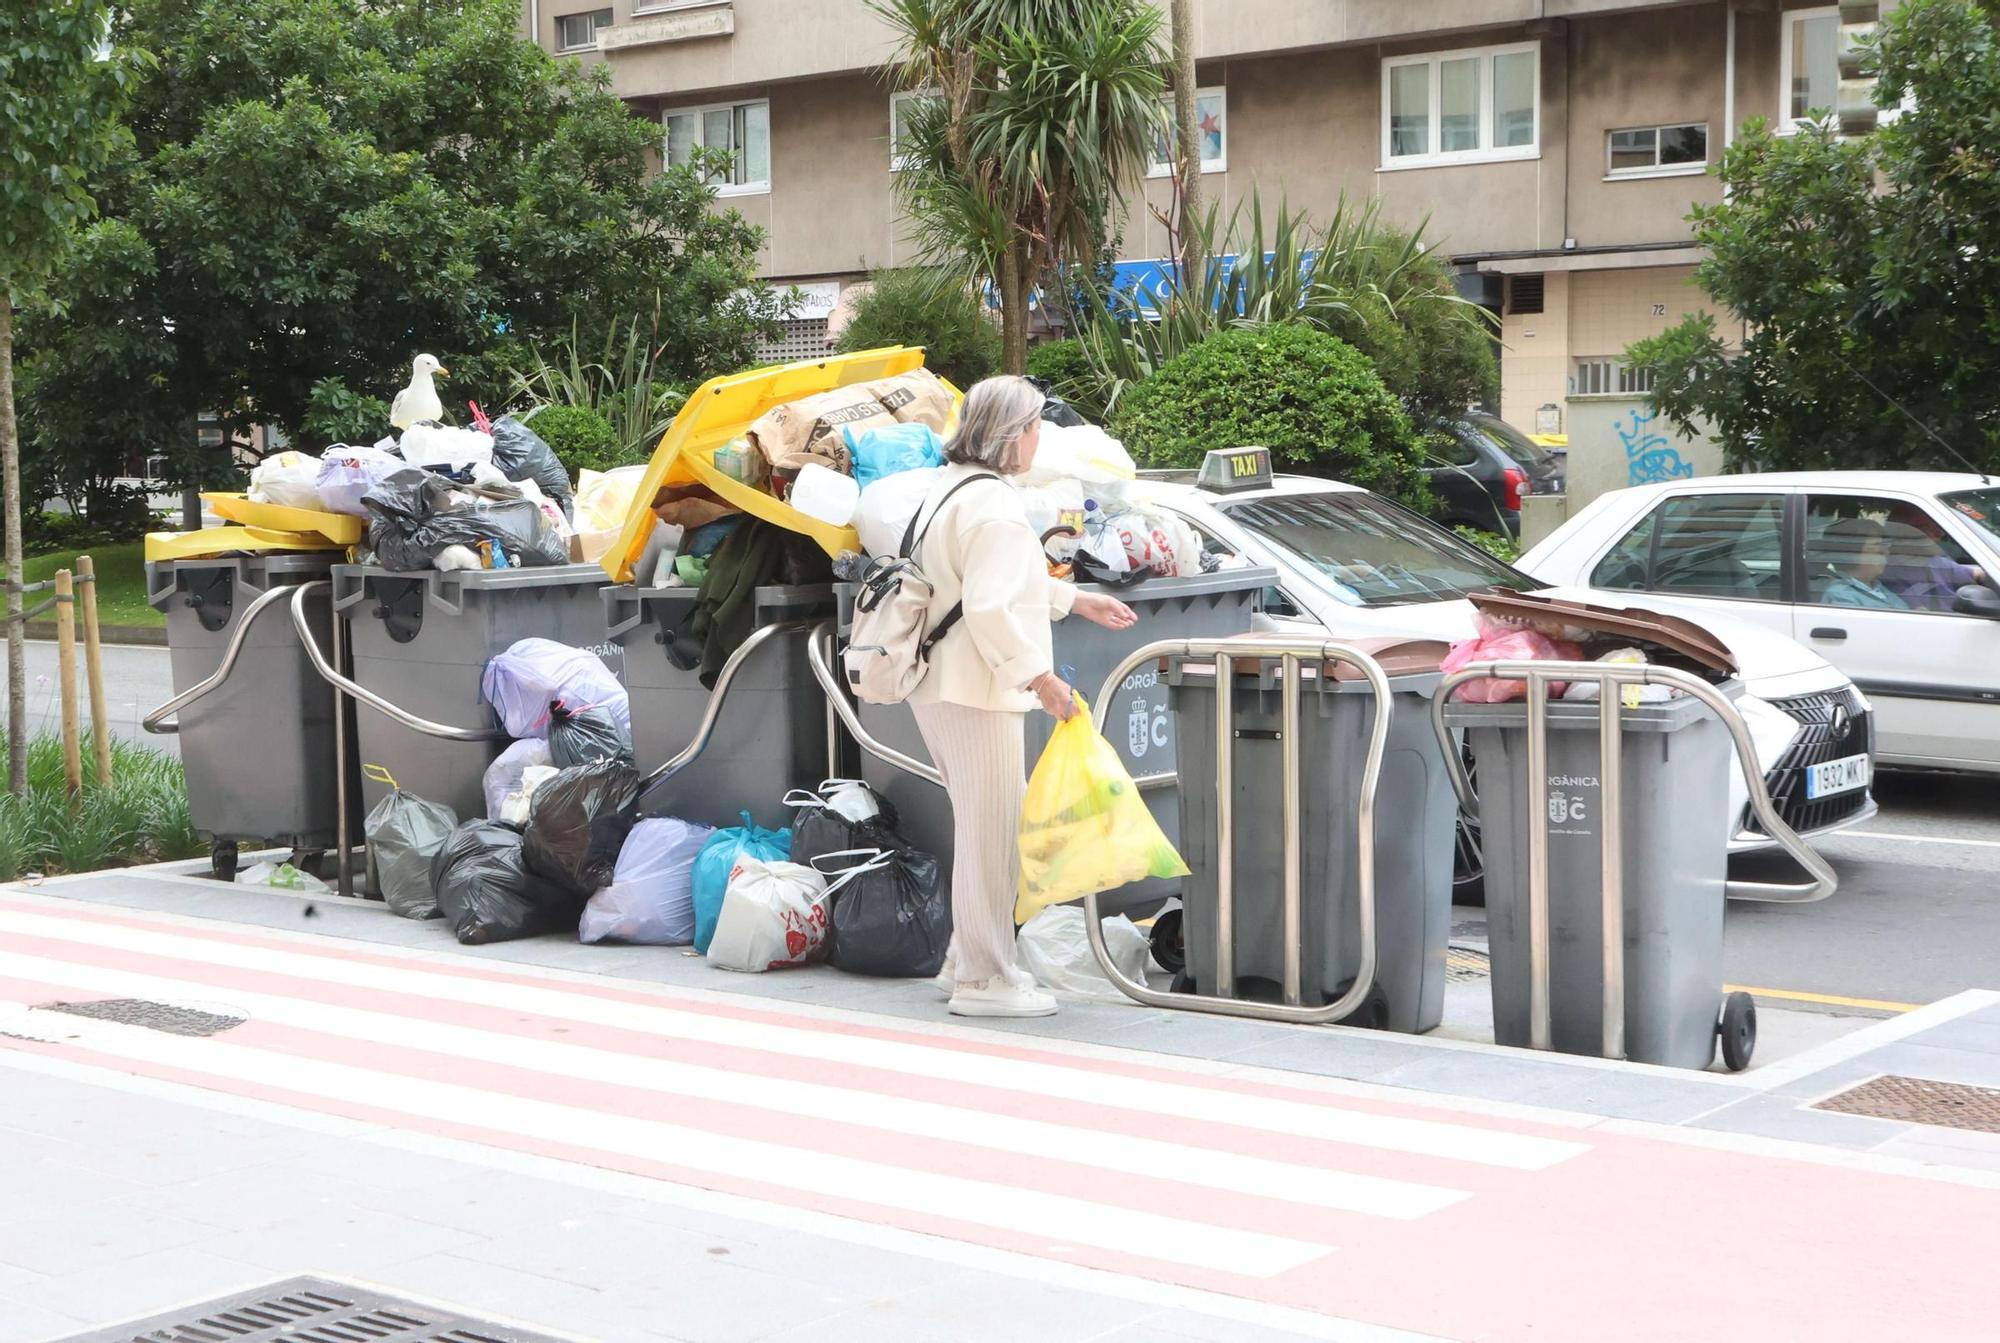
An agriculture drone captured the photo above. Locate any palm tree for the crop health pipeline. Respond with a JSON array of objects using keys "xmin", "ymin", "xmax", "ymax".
[{"xmin": 875, "ymin": 0, "xmax": 1167, "ymax": 373}]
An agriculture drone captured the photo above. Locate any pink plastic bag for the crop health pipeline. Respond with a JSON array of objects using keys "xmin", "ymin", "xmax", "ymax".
[{"xmin": 1441, "ymin": 617, "xmax": 1586, "ymax": 702}]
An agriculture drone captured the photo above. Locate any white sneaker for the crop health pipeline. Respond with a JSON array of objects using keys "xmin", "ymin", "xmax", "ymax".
[
  {"xmin": 932, "ymin": 945, "xmax": 958, "ymax": 997},
  {"xmin": 949, "ymin": 978, "xmax": 1058, "ymax": 1019}
]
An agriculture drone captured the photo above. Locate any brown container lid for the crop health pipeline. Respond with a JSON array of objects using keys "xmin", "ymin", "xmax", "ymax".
[{"xmin": 1467, "ymin": 590, "xmax": 1736, "ymax": 674}]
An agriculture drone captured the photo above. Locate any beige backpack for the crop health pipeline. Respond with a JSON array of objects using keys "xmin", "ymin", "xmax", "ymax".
[{"xmin": 842, "ymin": 473, "xmax": 1001, "ymax": 705}]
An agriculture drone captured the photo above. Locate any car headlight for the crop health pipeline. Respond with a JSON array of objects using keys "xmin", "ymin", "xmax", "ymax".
[{"xmin": 1735, "ymin": 693, "xmax": 1800, "ymax": 777}]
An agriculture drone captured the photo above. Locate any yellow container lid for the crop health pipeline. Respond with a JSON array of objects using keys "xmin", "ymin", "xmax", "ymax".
[
  {"xmin": 145, "ymin": 527, "xmax": 346, "ymax": 563},
  {"xmin": 601, "ymin": 346, "xmax": 961, "ymax": 582},
  {"xmin": 203, "ymin": 492, "xmax": 365, "ymax": 546}
]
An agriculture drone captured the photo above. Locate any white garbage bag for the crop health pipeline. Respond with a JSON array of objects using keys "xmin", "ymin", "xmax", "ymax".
[
  {"xmin": 315, "ymin": 445, "xmax": 404, "ymax": 517},
  {"xmin": 236, "ymin": 860, "xmax": 331, "ymax": 894},
  {"xmin": 573, "ymin": 465, "xmax": 650, "ymax": 564},
  {"xmin": 247, "ymin": 451, "xmax": 326, "ymax": 511},
  {"xmin": 497, "ymin": 764, "xmax": 560, "ymax": 826},
  {"xmin": 706, "ymin": 856, "xmax": 832, "ymax": 972},
  {"xmin": 578, "ymin": 817, "xmax": 716, "ymax": 945},
  {"xmin": 1017, "ymin": 423, "xmax": 1136, "ymax": 487},
  {"xmin": 1016, "ymin": 906, "xmax": 1152, "ymax": 1000},
  {"xmin": 854, "ymin": 465, "xmax": 944, "ymax": 559},
  {"xmin": 482, "ymin": 737, "xmax": 554, "ymax": 819},
  {"xmin": 400, "ymin": 423, "xmax": 495, "ymax": 472},
  {"xmin": 481, "ymin": 638, "xmax": 630, "ymax": 739}
]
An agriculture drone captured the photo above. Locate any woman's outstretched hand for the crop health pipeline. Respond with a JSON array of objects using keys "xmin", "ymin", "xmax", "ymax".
[
  {"xmin": 1073, "ymin": 591, "xmax": 1138, "ymax": 630},
  {"xmin": 1031, "ymin": 672, "xmax": 1078, "ymax": 721}
]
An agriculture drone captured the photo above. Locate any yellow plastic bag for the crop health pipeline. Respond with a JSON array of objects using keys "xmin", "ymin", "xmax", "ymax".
[{"xmin": 1016, "ymin": 696, "xmax": 1189, "ymax": 925}]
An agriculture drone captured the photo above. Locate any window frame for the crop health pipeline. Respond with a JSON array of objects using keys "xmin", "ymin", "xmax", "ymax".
[
  {"xmin": 888, "ymin": 90, "xmax": 937, "ymax": 173},
  {"xmin": 661, "ymin": 98, "xmax": 772, "ymax": 197},
  {"xmin": 1592, "ymin": 490, "xmax": 1794, "ymax": 606},
  {"xmin": 554, "ymin": 8, "xmax": 612, "ymax": 53},
  {"xmin": 1379, "ymin": 41, "xmax": 1540, "ymax": 170},
  {"xmin": 1803, "ymin": 490, "xmax": 1992, "ymax": 618},
  {"xmin": 1779, "ymin": 5, "xmax": 1842, "ymax": 133},
  {"xmin": 1604, "ymin": 121, "xmax": 1710, "ymax": 180},
  {"xmin": 1145, "ymin": 85, "xmax": 1228, "ymax": 179}
]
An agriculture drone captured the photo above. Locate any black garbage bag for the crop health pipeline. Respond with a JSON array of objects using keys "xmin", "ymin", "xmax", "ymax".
[
  {"xmin": 523, "ymin": 760, "xmax": 643, "ymax": 897},
  {"xmin": 490, "ymin": 416, "xmax": 575, "ymax": 517},
  {"xmin": 789, "ymin": 781, "xmax": 900, "ymax": 865},
  {"xmin": 1025, "ymin": 376, "xmax": 1087, "ymax": 427},
  {"xmin": 431, "ymin": 819, "xmax": 575, "ymax": 945},
  {"xmin": 363, "ymin": 466, "xmax": 570, "ymax": 572},
  {"xmin": 823, "ymin": 845, "xmax": 951, "ymax": 978},
  {"xmin": 547, "ymin": 699, "xmax": 635, "ymax": 769}
]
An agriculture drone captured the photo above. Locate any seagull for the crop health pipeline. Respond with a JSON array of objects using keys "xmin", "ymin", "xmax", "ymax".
[{"xmin": 390, "ymin": 353, "xmax": 449, "ymax": 430}]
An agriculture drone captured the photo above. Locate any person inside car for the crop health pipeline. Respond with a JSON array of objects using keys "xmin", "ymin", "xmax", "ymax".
[{"xmin": 1820, "ymin": 517, "xmax": 1911, "ymax": 609}]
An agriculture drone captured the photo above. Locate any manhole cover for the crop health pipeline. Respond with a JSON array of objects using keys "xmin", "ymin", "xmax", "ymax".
[
  {"xmin": 41, "ymin": 998, "xmax": 245, "ymax": 1037},
  {"xmin": 1814, "ymin": 1075, "xmax": 2000, "ymax": 1134},
  {"xmin": 1446, "ymin": 945, "xmax": 1490, "ymax": 983},
  {"xmin": 53, "ymin": 1275, "xmax": 573, "ymax": 1343}
]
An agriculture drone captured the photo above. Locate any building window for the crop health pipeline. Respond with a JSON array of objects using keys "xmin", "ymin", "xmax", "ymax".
[
  {"xmin": 664, "ymin": 100, "xmax": 771, "ymax": 196},
  {"xmin": 1381, "ymin": 43, "xmax": 1538, "ymax": 167},
  {"xmin": 1147, "ymin": 87, "xmax": 1227, "ymax": 178},
  {"xmin": 1606, "ymin": 122, "xmax": 1709, "ymax": 177},
  {"xmin": 1573, "ymin": 358, "xmax": 1656, "ymax": 397},
  {"xmin": 889, "ymin": 90, "xmax": 938, "ymax": 172},
  {"xmin": 555, "ymin": 9, "xmax": 612, "ymax": 52},
  {"xmin": 1781, "ymin": 6, "xmax": 1841, "ymax": 129}
]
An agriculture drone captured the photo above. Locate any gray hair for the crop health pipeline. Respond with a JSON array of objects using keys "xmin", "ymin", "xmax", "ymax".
[{"xmin": 945, "ymin": 375, "xmax": 1045, "ymax": 475}]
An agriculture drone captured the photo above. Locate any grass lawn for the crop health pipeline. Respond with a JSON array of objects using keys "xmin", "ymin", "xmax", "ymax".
[{"xmin": 24, "ymin": 540, "xmax": 162, "ymax": 629}]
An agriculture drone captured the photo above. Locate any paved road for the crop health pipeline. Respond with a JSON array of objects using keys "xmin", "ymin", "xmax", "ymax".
[
  {"xmin": 2, "ymin": 639, "xmax": 177, "ymax": 756},
  {"xmin": 4, "ymin": 892, "xmax": 1996, "ymax": 1343},
  {"xmin": 8, "ymin": 642, "xmax": 1997, "ymax": 1010}
]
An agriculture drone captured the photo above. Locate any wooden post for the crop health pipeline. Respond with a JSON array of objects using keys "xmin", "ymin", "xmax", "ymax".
[
  {"xmin": 54, "ymin": 569, "xmax": 82, "ymax": 800},
  {"xmin": 78, "ymin": 554, "xmax": 113, "ymax": 789}
]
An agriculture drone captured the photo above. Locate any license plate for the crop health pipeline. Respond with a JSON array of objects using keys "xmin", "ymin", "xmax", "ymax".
[{"xmin": 1805, "ymin": 753, "xmax": 1871, "ymax": 800}]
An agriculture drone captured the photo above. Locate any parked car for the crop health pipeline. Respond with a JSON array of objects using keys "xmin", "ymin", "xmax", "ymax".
[
  {"xmin": 1423, "ymin": 412, "xmax": 1567, "ymax": 537},
  {"xmin": 1518, "ymin": 471, "xmax": 2000, "ymax": 776},
  {"xmin": 1123, "ymin": 455, "xmax": 1877, "ymax": 896}
]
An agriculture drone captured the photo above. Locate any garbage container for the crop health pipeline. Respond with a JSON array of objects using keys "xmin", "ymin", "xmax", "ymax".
[
  {"xmin": 149, "ymin": 552, "xmax": 351, "ymax": 872},
  {"xmin": 845, "ymin": 568, "xmax": 1274, "ymax": 914},
  {"xmin": 1445, "ymin": 688, "xmax": 1741, "ymax": 1069},
  {"xmin": 603, "ymin": 582, "xmax": 836, "ymax": 830},
  {"xmin": 1167, "ymin": 640, "xmax": 1455, "ymax": 1032},
  {"xmin": 335, "ymin": 563, "xmax": 618, "ymax": 820}
]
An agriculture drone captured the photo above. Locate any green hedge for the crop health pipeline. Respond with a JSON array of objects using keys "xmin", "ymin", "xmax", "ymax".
[
  {"xmin": 835, "ymin": 269, "xmax": 1001, "ymax": 390},
  {"xmin": 1110, "ymin": 326, "xmax": 1427, "ymax": 501},
  {"xmin": 526, "ymin": 404, "xmax": 629, "ymax": 476}
]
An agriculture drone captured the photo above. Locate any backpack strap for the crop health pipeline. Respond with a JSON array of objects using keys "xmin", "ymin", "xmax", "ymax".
[{"xmin": 900, "ymin": 472, "xmax": 1005, "ymax": 659}]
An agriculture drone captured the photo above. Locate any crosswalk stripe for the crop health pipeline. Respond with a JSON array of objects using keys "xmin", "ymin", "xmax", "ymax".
[
  {"xmin": 0, "ymin": 996, "xmax": 1329, "ymax": 1280},
  {"xmin": 0, "ymin": 906, "xmax": 1588, "ymax": 1171},
  {"xmin": 0, "ymin": 949, "xmax": 1471, "ymax": 1221}
]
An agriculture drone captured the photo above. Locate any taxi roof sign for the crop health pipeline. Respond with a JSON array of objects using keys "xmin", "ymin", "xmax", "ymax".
[{"xmin": 1197, "ymin": 446, "xmax": 1273, "ymax": 493}]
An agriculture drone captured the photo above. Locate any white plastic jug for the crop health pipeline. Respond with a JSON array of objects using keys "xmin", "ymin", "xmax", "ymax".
[{"xmin": 789, "ymin": 463, "xmax": 861, "ymax": 527}]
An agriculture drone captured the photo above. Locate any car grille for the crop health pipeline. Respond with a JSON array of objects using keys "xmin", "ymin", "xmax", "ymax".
[{"xmin": 1741, "ymin": 687, "xmax": 1874, "ymax": 837}]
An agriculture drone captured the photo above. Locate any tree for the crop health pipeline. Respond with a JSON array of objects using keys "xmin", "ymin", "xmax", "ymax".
[
  {"xmin": 1168, "ymin": 0, "xmax": 1203, "ymax": 288},
  {"xmin": 0, "ymin": 1, "xmax": 137, "ymax": 793},
  {"xmin": 1627, "ymin": 0, "xmax": 2000, "ymax": 472},
  {"xmin": 877, "ymin": 0, "xmax": 1168, "ymax": 373},
  {"xmin": 834, "ymin": 268, "xmax": 1001, "ymax": 389},
  {"xmin": 17, "ymin": 0, "xmax": 781, "ymax": 486}
]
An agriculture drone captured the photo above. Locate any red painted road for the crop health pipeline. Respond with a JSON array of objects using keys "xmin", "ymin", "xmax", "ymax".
[{"xmin": 0, "ymin": 890, "xmax": 1993, "ymax": 1342}]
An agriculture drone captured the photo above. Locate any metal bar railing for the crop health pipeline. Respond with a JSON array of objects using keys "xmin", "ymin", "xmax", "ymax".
[
  {"xmin": 141, "ymin": 583, "xmax": 297, "ymax": 735},
  {"xmin": 806, "ymin": 622, "xmax": 945, "ymax": 788},
  {"xmin": 1083, "ymin": 637, "xmax": 1394, "ymax": 1027},
  {"xmin": 290, "ymin": 582, "xmax": 507, "ymax": 745},
  {"xmin": 1429, "ymin": 660, "xmax": 1838, "ymax": 1059}
]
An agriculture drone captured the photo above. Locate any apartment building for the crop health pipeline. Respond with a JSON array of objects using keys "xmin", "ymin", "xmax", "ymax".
[{"xmin": 523, "ymin": 0, "xmax": 1846, "ymax": 477}]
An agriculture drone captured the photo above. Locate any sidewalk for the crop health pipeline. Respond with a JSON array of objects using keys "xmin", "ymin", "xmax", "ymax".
[{"xmin": 4, "ymin": 865, "xmax": 1999, "ymax": 1342}]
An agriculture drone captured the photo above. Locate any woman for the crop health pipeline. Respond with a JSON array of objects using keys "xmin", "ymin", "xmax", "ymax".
[
  {"xmin": 908, "ymin": 375, "xmax": 1138, "ymax": 1018},
  {"xmin": 1819, "ymin": 517, "xmax": 1910, "ymax": 609}
]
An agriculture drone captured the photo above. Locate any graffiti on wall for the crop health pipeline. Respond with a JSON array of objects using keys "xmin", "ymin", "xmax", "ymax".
[{"xmin": 1617, "ymin": 409, "xmax": 1695, "ymax": 485}]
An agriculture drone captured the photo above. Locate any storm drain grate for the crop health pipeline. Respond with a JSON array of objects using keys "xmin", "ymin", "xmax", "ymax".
[
  {"xmin": 52, "ymin": 1275, "xmax": 574, "ymax": 1343},
  {"xmin": 1814, "ymin": 1075, "xmax": 2000, "ymax": 1134},
  {"xmin": 41, "ymin": 998, "xmax": 245, "ymax": 1038},
  {"xmin": 1446, "ymin": 945, "xmax": 1491, "ymax": 983}
]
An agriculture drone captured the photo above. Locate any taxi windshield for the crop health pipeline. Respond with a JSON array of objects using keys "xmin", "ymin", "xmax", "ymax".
[{"xmin": 1221, "ymin": 492, "xmax": 1536, "ymax": 607}]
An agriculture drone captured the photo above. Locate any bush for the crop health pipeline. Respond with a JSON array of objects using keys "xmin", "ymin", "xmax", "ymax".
[
  {"xmin": 24, "ymin": 485, "xmax": 160, "ymax": 553},
  {"xmin": 525, "ymin": 404, "xmax": 630, "ymax": 476},
  {"xmin": 0, "ymin": 733, "xmax": 207, "ymax": 879},
  {"xmin": 1111, "ymin": 327, "xmax": 1428, "ymax": 501},
  {"xmin": 1026, "ymin": 338, "xmax": 1098, "ymax": 409},
  {"xmin": 1454, "ymin": 526, "xmax": 1522, "ymax": 564},
  {"xmin": 835, "ymin": 269, "xmax": 1001, "ymax": 390}
]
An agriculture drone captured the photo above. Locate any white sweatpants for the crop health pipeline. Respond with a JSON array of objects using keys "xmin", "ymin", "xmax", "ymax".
[{"xmin": 910, "ymin": 700, "xmax": 1027, "ymax": 988}]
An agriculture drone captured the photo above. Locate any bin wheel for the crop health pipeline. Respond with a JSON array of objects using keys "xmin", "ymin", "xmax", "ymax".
[
  {"xmin": 1169, "ymin": 970, "xmax": 1195, "ymax": 996},
  {"xmin": 288, "ymin": 849, "xmax": 327, "ymax": 879},
  {"xmin": 1149, "ymin": 908, "xmax": 1186, "ymax": 974},
  {"xmin": 1717, "ymin": 991, "xmax": 1757, "ymax": 1072},
  {"xmin": 210, "ymin": 842, "xmax": 239, "ymax": 882}
]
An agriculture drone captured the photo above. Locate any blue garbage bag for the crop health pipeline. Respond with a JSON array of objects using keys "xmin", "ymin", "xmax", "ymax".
[
  {"xmin": 691, "ymin": 810, "xmax": 792, "ymax": 954},
  {"xmin": 843, "ymin": 423, "xmax": 945, "ymax": 491}
]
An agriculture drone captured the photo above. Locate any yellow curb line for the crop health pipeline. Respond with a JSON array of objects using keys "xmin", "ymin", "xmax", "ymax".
[{"xmin": 1727, "ymin": 984, "xmax": 1921, "ymax": 1014}]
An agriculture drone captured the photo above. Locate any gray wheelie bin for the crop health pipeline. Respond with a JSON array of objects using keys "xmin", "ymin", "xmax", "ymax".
[
  {"xmin": 846, "ymin": 569, "xmax": 1274, "ymax": 915},
  {"xmin": 148, "ymin": 552, "xmax": 352, "ymax": 872},
  {"xmin": 603, "ymin": 582, "xmax": 836, "ymax": 830},
  {"xmin": 1167, "ymin": 640, "xmax": 1455, "ymax": 1032},
  {"xmin": 335, "ymin": 563, "xmax": 617, "ymax": 820},
  {"xmin": 1445, "ymin": 688, "xmax": 1744, "ymax": 1070}
]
